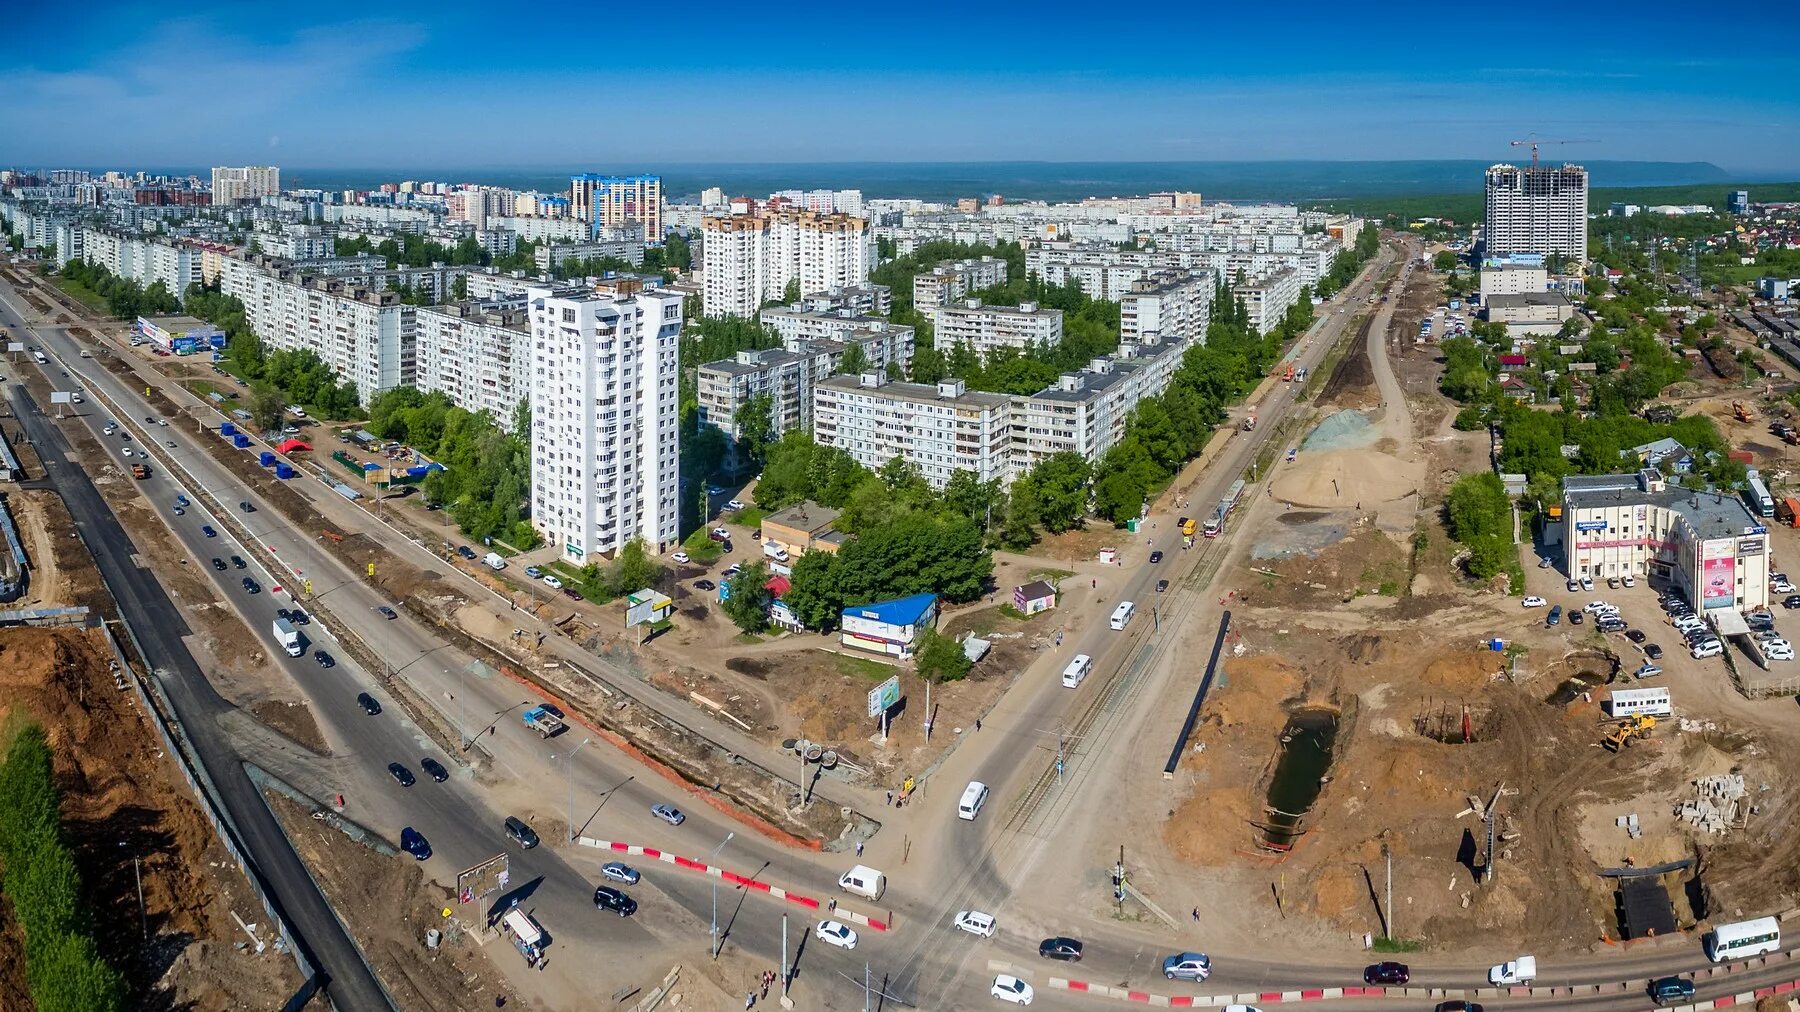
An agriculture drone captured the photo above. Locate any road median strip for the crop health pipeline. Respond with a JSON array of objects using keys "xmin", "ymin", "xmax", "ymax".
[
  {"xmin": 576, "ymin": 837, "xmax": 890, "ymax": 931},
  {"xmin": 1046, "ymin": 970, "xmax": 1800, "ymax": 1009}
]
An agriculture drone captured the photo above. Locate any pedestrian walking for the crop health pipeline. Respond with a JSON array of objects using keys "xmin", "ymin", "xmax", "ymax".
[
  {"xmin": 746, "ymin": 992, "xmax": 756, "ymax": 1009},
  {"xmin": 855, "ymin": 839, "xmax": 864, "ymax": 857},
  {"xmin": 885, "ymin": 790, "xmax": 894, "ymax": 806},
  {"xmin": 975, "ymin": 718, "xmax": 982, "ymax": 732},
  {"xmin": 1191, "ymin": 907, "xmax": 1200, "ymax": 922}
]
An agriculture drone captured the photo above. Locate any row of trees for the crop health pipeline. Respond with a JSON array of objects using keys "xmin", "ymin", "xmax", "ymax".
[
  {"xmin": 366, "ymin": 388, "xmax": 539, "ymax": 549},
  {"xmin": 0, "ymin": 722, "xmax": 128, "ymax": 1010},
  {"xmin": 55, "ymin": 259, "xmax": 179, "ymax": 319}
]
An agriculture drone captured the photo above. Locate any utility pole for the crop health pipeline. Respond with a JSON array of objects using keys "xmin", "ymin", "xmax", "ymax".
[
  {"xmin": 863, "ymin": 961, "xmax": 871, "ymax": 1012},
  {"xmin": 709, "ymin": 832, "xmax": 735, "ymax": 959},
  {"xmin": 558, "ymin": 738, "xmax": 592, "ymax": 843},
  {"xmin": 1112, "ymin": 845, "xmax": 1126, "ymax": 913},
  {"xmin": 1382, "ymin": 838, "xmax": 1393, "ymax": 941}
]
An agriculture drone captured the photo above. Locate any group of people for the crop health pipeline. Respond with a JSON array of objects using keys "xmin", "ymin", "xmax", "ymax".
[{"xmin": 745, "ymin": 968, "xmax": 781, "ymax": 1007}]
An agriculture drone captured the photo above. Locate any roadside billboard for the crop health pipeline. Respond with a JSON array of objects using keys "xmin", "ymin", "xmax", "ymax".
[
  {"xmin": 1702, "ymin": 556, "xmax": 1736, "ymax": 608},
  {"xmin": 454, "ymin": 853, "xmax": 511, "ymax": 905}
]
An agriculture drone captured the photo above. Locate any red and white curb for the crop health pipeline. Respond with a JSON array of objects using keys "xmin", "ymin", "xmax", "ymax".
[
  {"xmin": 1046, "ymin": 972, "xmax": 1800, "ymax": 1010},
  {"xmin": 577, "ymin": 837, "xmax": 891, "ymax": 932}
]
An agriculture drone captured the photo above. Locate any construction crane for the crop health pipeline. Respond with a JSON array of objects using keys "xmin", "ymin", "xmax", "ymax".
[{"xmin": 1509, "ymin": 135, "xmax": 1595, "ymax": 168}]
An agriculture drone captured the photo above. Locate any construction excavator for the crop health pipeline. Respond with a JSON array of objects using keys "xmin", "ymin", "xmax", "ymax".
[{"xmin": 1603, "ymin": 714, "xmax": 1657, "ymax": 751}]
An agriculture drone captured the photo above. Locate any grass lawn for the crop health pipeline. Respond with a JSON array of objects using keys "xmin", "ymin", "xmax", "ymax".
[
  {"xmin": 547, "ymin": 559, "xmax": 616, "ymax": 603},
  {"xmin": 1026, "ymin": 567, "xmax": 1075, "ymax": 584},
  {"xmin": 49, "ymin": 276, "xmax": 110, "ymax": 314},
  {"xmin": 182, "ymin": 379, "xmax": 240, "ymax": 411},
  {"xmin": 727, "ymin": 505, "xmax": 768, "ymax": 531},
  {"xmin": 834, "ymin": 652, "xmax": 897, "ymax": 679}
]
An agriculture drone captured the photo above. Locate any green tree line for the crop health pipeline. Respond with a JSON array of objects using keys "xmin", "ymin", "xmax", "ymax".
[
  {"xmin": 365, "ymin": 388, "xmax": 539, "ymax": 549},
  {"xmin": 0, "ymin": 721, "xmax": 128, "ymax": 1011},
  {"xmin": 55, "ymin": 259, "xmax": 179, "ymax": 319}
]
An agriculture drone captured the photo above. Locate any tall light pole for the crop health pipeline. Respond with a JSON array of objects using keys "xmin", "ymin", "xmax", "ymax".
[
  {"xmin": 462, "ymin": 700, "xmax": 533, "ymax": 752},
  {"xmin": 554, "ymin": 738, "xmax": 592, "ymax": 843},
  {"xmin": 709, "ymin": 831, "xmax": 735, "ymax": 959}
]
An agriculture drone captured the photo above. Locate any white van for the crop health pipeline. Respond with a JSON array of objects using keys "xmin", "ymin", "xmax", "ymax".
[
  {"xmin": 1110, "ymin": 601, "xmax": 1135, "ymax": 630},
  {"xmin": 483, "ymin": 551, "xmax": 506, "ymax": 570},
  {"xmin": 957, "ymin": 781, "xmax": 989, "ymax": 821},
  {"xmin": 1061, "ymin": 654, "xmax": 1093, "ymax": 689},
  {"xmin": 838, "ymin": 865, "xmax": 885, "ymax": 900}
]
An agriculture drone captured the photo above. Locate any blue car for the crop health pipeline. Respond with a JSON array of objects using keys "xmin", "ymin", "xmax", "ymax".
[
  {"xmin": 525, "ymin": 566, "xmax": 543, "ymax": 578},
  {"xmin": 201, "ymin": 525, "xmax": 217, "ymax": 538},
  {"xmin": 400, "ymin": 826, "xmax": 431, "ymax": 861}
]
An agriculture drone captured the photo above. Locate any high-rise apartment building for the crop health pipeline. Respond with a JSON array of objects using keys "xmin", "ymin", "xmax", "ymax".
[
  {"xmin": 1728, "ymin": 190, "xmax": 1750, "ymax": 216},
  {"xmin": 1118, "ymin": 271, "xmax": 1214, "ymax": 345},
  {"xmin": 569, "ymin": 174, "xmax": 662, "ymax": 240},
  {"xmin": 414, "ymin": 302, "xmax": 532, "ymax": 428},
  {"xmin": 527, "ymin": 280, "xmax": 683, "ymax": 561},
  {"xmin": 702, "ymin": 209, "xmax": 873, "ymax": 317},
  {"xmin": 1483, "ymin": 163, "xmax": 1588, "ymax": 262},
  {"xmin": 914, "ymin": 257, "xmax": 1009, "ymax": 319},
  {"xmin": 211, "ymin": 165, "xmax": 281, "ymax": 205}
]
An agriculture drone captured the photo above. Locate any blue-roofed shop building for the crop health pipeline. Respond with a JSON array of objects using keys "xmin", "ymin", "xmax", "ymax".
[
  {"xmin": 840, "ymin": 593, "xmax": 939, "ymax": 659},
  {"xmin": 1556, "ymin": 470, "xmax": 1769, "ymax": 612}
]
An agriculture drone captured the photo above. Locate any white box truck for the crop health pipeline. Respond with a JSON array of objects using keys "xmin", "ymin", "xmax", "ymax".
[
  {"xmin": 272, "ymin": 617, "xmax": 303, "ymax": 657},
  {"xmin": 838, "ymin": 865, "xmax": 885, "ymax": 900}
]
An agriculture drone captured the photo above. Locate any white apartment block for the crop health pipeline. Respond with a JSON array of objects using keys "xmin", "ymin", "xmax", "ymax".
[
  {"xmin": 414, "ymin": 302, "xmax": 531, "ymax": 428},
  {"xmin": 814, "ymin": 374, "xmax": 1014, "ymax": 489},
  {"xmin": 790, "ymin": 284, "xmax": 892, "ymax": 318},
  {"xmin": 211, "ymin": 165, "xmax": 280, "ymax": 205},
  {"xmin": 259, "ymin": 224, "xmax": 334, "ymax": 260},
  {"xmin": 701, "ymin": 209, "xmax": 873, "ymax": 317},
  {"xmin": 770, "ymin": 189, "xmax": 865, "ymax": 216},
  {"xmin": 1012, "ymin": 333, "xmax": 1189, "ymax": 472},
  {"xmin": 760, "ymin": 304, "xmax": 910, "ymax": 345},
  {"xmin": 1119, "ymin": 270, "xmax": 1214, "ymax": 345},
  {"xmin": 463, "ymin": 268, "xmax": 540, "ymax": 304},
  {"xmin": 1479, "ymin": 263, "xmax": 1552, "ymax": 298},
  {"xmin": 535, "ymin": 239, "xmax": 646, "ymax": 274},
  {"xmin": 1484, "ymin": 163, "xmax": 1589, "ymax": 262},
  {"xmin": 932, "ymin": 299, "xmax": 1063, "ymax": 359},
  {"xmin": 76, "ymin": 228, "xmax": 198, "ymax": 295},
  {"xmin": 219, "ymin": 252, "xmax": 414, "ymax": 396},
  {"xmin": 914, "ymin": 257, "xmax": 1009, "ymax": 318},
  {"xmin": 1234, "ymin": 268, "xmax": 1303, "ymax": 336},
  {"xmin": 528, "ymin": 281, "xmax": 683, "ymax": 561},
  {"xmin": 486, "ymin": 215, "xmax": 589, "ymax": 243},
  {"xmin": 698, "ymin": 326, "xmax": 916, "ymax": 442}
]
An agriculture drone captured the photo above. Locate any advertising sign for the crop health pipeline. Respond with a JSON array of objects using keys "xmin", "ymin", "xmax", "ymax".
[
  {"xmin": 1575, "ymin": 520, "xmax": 1608, "ymax": 533},
  {"xmin": 48, "ymin": 391, "xmax": 72, "ymax": 404},
  {"xmin": 1739, "ymin": 537, "xmax": 1765, "ymax": 557},
  {"xmin": 1702, "ymin": 556, "xmax": 1736, "ymax": 608},
  {"xmin": 867, "ymin": 675, "xmax": 900, "ymax": 718},
  {"xmin": 454, "ymin": 853, "xmax": 511, "ymax": 904}
]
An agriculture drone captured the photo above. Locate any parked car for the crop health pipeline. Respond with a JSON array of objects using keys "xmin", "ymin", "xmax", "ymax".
[
  {"xmin": 356, "ymin": 692, "xmax": 381, "ymax": 715},
  {"xmin": 954, "ymin": 910, "xmax": 997, "ymax": 937},
  {"xmin": 1039, "ymin": 937, "xmax": 1084, "ymax": 962},
  {"xmin": 1520, "ymin": 596, "xmax": 1546, "ymax": 608},
  {"xmin": 1161, "ymin": 951, "xmax": 1211, "ymax": 981},
  {"xmin": 1156, "ymin": 580, "xmax": 1170, "ymax": 593},
  {"xmin": 1579, "ymin": 577, "xmax": 1594, "ymax": 591},
  {"xmin": 1363, "ymin": 962, "xmax": 1409, "ymax": 985},
  {"xmin": 1566, "ymin": 579, "xmax": 1580, "ymax": 593},
  {"xmin": 650, "ymin": 803, "xmax": 686, "ymax": 826},
  {"xmin": 671, "ymin": 552, "xmax": 690, "ymax": 564},
  {"xmin": 1783, "ymin": 594, "xmax": 1800, "ymax": 610},
  {"xmin": 990, "ymin": 974, "xmax": 1034, "ymax": 1006},
  {"xmin": 1433, "ymin": 1004, "xmax": 1485, "ymax": 1012},
  {"xmin": 694, "ymin": 579, "xmax": 715, "ymax": 591},
  {"xmin": 387, "ymin": 762, "xmax": 416, "ymax": 787},
  {"xmin": 400, "ymin": 827, "xmax": 431, "ymax": 861},
  {"xmin": 1649, "ymin": 976, "xmax": 1696, "ymax": 1005},
  {"xmin": 593, "ymin": 886, "xmax": 638, "ymax": 917},
  {"xmin": 1622, "ymin": 574, "xmax": 1636, "ymax": 587},
  {"xmin": 1692, "ymin": 640, "xmax": 1724, "ymax": 659},
  {"xmin": 456, "ymin": 546, "xmax": 477, "ymax": 560},
  {"xmin": 1626, "ymin": 629, "xmax": 1647, "ymax": 643},
  {"xmin": 1546, "ymin": 605, "xmax": 1562, "ymax": 627},
  {"xmin": 1569, "ymin": 611, "xmax": 1583, "ymax": 625},
  {"xmin": 525, "ymin": 566, "xmax": 543, "ymax": 578},
  {"xmin": 1645, "ymin": 644, "xmax": 1663, "ymax": 660},
  {"xmin": 543, "ymin": 575, "xmax": 564, "ymax": 590},
  {"xmin": 420, "ymin": 758, "xmax": 449, "ymax": 782},
  {"xmin": 725, "ymin": 499, "xmax": 745, "ymax": 511},
  {"xmin": 710, "ymin": 526, "xmax": 729, "ymax": 540},
  {"xmin": 814, "ymin": 919, "xmax": 857, "ymax": 949},
  {"xmin": 600, "ymin": 862, "xmax": 640, "ymax": 885},
  {"xmin": 706, "ymin": 484, "xmax": 724, "ymax": 496},
  {"xmin": 1635, "ymin": 664, "xmax": 1663, "ymax": 679}
]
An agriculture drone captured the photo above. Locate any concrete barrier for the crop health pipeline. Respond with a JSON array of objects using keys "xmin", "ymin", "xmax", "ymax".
[{"xmin": 575, "ymin": 837, "xmax": 889, "ymax": 931}]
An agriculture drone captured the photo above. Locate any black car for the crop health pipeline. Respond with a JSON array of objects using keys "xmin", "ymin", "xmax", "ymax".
[
  {"xmin": 387, "ymin": 762, "xmax": 415, "ymax": 787},
  {"xmin": 1649, "ymin": 976, "xmax": 1695, "ymax": 1005},
  {"xmin": 721, "ymin": 540, "xmax": 734, "ymax": 554},
  {"xmin": 1038, "ymin": 937, "xmax": 1083, "ymax": 962},
  {"xmin": 241, "ymin": 577, "xmax": 260, "ymax": 594},
  {"xmin": 593, "ymin": 886, "xmax": 637, "ymax": 917},
  {"xmin": 314, "ymin": 650, "xmax": 336, "ymax": 668},
  {"xmin": 231, "ymin": 555, "xmax": 246, "ymax": 569},
  {"xmin": 1626, "ymin": 629, "xmax": 1647, "ymax": 643},
  {"xmin": 356, "ymin": 692, "xmax": 382, "ymax": 715},
  {"xmin": 1150, "ymin": 551, "xmax": 1163, "ymax": 564},
  {"xmin": 1568, "ymin": 610, "xmax": 1583, "ymax": 625},
  {"xmin": 1363, "ymin": 961, "xmax": 1410, "ymax": 985},
  {"xmin": 1645, "ymin": 644, "xmax": 1663, "ymax": 660},
  {"xmin": 1433, "ymin": 1004, "xmax": 1484, "ymax": 1012},
  {"xmin": 400, "ymin": 826, "xmax": 431, "ymax": 861},
  {"xmin": 378, "ymin": 606, "xmax": 398, "ymax": 620},
  {"xmin": 425, "ymin": 502, "xmax": 443, "ymax": 512},
  {"xmin": 694, "ymin": 579, "xmax": 715, "ymax": 590},
  {"xmin": 238, "ymin": 501, "xmax": 256, "ymax": 513},
  {"xmin": 289, "ymin": 609, "xmax": 309, "ymax": 624},
  {"xmin": 1156, "ymin": 579, "xmax": 1170, "ymax": 593},
  {"xmin": 505, "ymin": 816, "xmax": 541, "ymax": 849},
  {"xmin": 420, "ymin": 757, "xmax": 449, "ymax": 783},
  {"xmin": 562, "ymin": 586, "xmax": 583, "ymax": 600},
  {"xmin": 1785, "ymin": 594, "xmax": 1800, "ymax": 610},
  {"xmin": 277, "ymin": 608, "xmax": 292, "ymax": 622},
  {"xmin": 210, "ymin": 557, "xmax": 226, "ymax": 571},
  {"xmin": 455, "ymin": 546, "xmax": 477, "ymax": 560},
  {"xmin": 201, "ymin": 525, "xmax": 217, "ymax": 538}
]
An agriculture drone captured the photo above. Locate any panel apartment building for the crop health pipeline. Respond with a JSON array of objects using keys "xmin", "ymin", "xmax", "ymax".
[
  {"xmin": 1012, "ymin": 333, "xmax": 1189, "ymax": 472},
  {"xmin": 931, "ymin": 299, "xmax": 1063, "ymax": 359},
  {"xmin": 219, "ymin": 251, "xmax": 415, "ymax": 396},
  {"xmin": 569, "ymin": 174, "xmax": 661, "ymax": 239},
  {"xmin": 701, "ymin": 208, "xmax": 874, "ymax": 317},
  {"xmin": 814, "ymin": 374, "xmax": 1015, "ymax": 488},
  {"xmin": 913, "ymin": 256, "xmax": 1009, "ymax": 319},
  {"xmin": 211, "ymin": 165, "xmax": 280, "ymax": 205},
  {"xmin": 414, "ymin": 301, "xmax": 531, "ymax": 429},
  {"xmin": 75, "ymin": 227, "xmax": 199, "ymax": 295},
  {"xmin": 697, "ymin": 324, "xmax": 916, "ymax": 442},
  {"xmin": 527, "ymin": 280, "xmax": 683, "ymax": 561},
  {"xmin": 1118, "ymin": 270, "xmax": 1214, "ymax": 344},
  {"xmin": 1234, "ymin": 267, "xmax": 1303, "ymax": 335},
  {"xmin": 1484, "ymin": 163, "xmax": 1589, "ymax": 263}
]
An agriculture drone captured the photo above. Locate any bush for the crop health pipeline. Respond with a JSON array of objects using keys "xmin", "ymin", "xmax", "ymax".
[{"xmin": 1452, "ymin": 406, "xmax": 1487, "ymax": 431}]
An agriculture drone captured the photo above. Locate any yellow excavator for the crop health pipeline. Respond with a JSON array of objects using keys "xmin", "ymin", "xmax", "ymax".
[{"xmin": 1603, "ymin": 714, "xmax": 1657, "ymax": 751}]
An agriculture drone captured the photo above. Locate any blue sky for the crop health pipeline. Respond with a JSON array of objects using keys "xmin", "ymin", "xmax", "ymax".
[{"xmin": 3, "ymin": 1, "xmax": 1797, "ymax": 173}]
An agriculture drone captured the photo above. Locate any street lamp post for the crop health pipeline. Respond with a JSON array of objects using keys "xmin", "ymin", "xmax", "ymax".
[
  {"xmin": 558, "ymin": 738, "xmax": 592, "ymax": 843},
  {"xmin": 462, "ymin": 700, "xmax": 533, "ymax": 752},
  {"xmin": 709, "ymin": 831, "xmax": 735, "ymax": 959}
]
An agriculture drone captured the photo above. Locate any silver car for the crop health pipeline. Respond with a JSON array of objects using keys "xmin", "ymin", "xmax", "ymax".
[{"xmin": 600, "ymin": 861, "xmax": 640, "ymax": 885}]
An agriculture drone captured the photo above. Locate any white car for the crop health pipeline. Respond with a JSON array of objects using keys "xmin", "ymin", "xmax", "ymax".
[
  {"xmin": 1579, "ymin": 577, "xmax": 1594, "ymax": 591},
  {"xmin": 1621, "ymin": 574, "xmax": 1635, "ymax": 587},
  {"xmin": 725, "ymin": 499, "xmax": 745, "ymax": 511},
  {"xmin": 1520, "ymin": 596, "xmax": 1547, "ymax": 608},
  {"xmin": 1692, "ymin": 641, "xmax": 1724, "ymax": 659},
  {"xmin": 990, "ymin": 975, "xmax": 1034, "ymax": 1005},
  {"xmin": 711, "ymin": 526, "xmax": 730, "ymax": 539},
  {"xmin": 1566, "ymin": 579, "xmax": 1581, "ymax": 593},
  {"xmin": 1583, "ymin": 601, "xmax": 1614, "ymax": 614},
  {"xmin": 121, "ymin": 447, "xmax": 133, "ymax": 458},
  {"xmin": 542, "ymin": 575, "xmax": 564, "ymax": 590},
  {"xmin": 1768, "ymin": 646, "xmax": 1796, "ymax": 661},
  {"xmin": 815, "ymin": 919, "xmax": 858, "ymax": 950},
  {"xmin": 954, "ymin": 910, "xmax": 997, "ymax": 937},
  {"xmin": 671, "ymin": 551, "xmax": 690, "ymax": 565}
]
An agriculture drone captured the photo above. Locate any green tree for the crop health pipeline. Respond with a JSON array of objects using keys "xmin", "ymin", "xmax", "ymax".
[
  {"xmin": 838, "ymin": 342, "xmax": 870, "ymax": 376},
  {"xmin": 609, "ymin": 538, "xmax": 660, "ymax": 594},
  {"xmin": 664, "ymin": 233, "xmax": 693, "ymax": 271},
  {"xmin": 450, "ymin": 274, "xmax": 470, "ymax": 301},
  {"xmin": 733, "ymin": 392, "xmax": 776, "ymax": 469},
  {"xmin": 781, "ymin": 551, "xmax": 842, "ymax": 630},
  {"xmin": 783, "ymin": 278, "xmax": 801, "ymax": 303},
  {"xmin": 249, "ymin": 385, "xmax": 288, "ymax": 433},
  {"xmin": 1030, "ymin": 452, "xmax": 1091, "ymax": 533},
  {"xmin": 914, "ymin": 627, "xmax": 973, "ymax": 682},
  {"xmin": 722, "ymin": 561, "xmax": 773, "ymax": 633},
  {"xmin": 999, "ymin": 475, "xmax": 1043, "ymax": 549},
  {"xmin": 1433, "ymin": 251, "xmax": 1459, "ymax": 272}
]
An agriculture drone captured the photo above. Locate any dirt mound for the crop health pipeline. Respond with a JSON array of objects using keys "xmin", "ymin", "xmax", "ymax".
[
  {"xmin": 1417, "ymin": 651, "xmax": 1507, "ymax": 691},
  {"xmin": 1163, "ymin": 783, "xmax": 1261, "ymax": 866},
  {"xmin": 1269, "ymin": 447, "xmax": 1420, "ymax": 510},
  {"xmin": 1212, "ymin": 655, "xmax": 1304, "ymax": 730}
]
